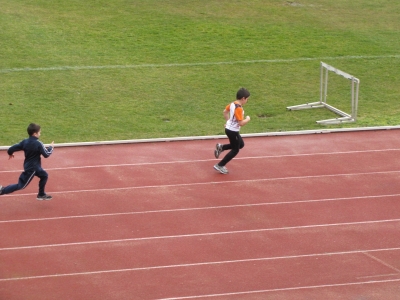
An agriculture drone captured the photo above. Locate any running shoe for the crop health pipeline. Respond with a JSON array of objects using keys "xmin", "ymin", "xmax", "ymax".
[
  {"xmin": 214, "ymin": 143, "xmax": 223, "ymax": 159},
  {"xmin": 37, "ymin": 194, "xmax": 52, "ymax": 201},
  {"xmin": 213, "ymin": 164, "xmax": 228, "ymax": 174},
  {"xmin": 0, "ymin": 185, "xmax": 3, "ymax": 195}
]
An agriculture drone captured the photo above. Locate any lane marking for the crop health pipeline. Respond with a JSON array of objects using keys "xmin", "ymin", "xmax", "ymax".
[
  {"xmin": 362, "ymin": 252, "xmax": 400, "ymax": 274},
  {"xmin": 1, "ymin": 148, "xmax": 400, "ymax": 173},
  {"xmin": 1, "ymin": 218, "xmax": 399, "ymax": 251},
  {"xmin": 1, "ymin": 247, "xmax": 400, "ymax": 282},
  {"xmin": 1, "ymin": 55, "xmax": 399, "ymax": 73},
  {"xmin": 1, "ymin": 169, "xmax": 400, "ymax": 199},
  {"xmin": 157, "ymin": 278, "xmax": 400, "ymax": 299},
  {"xmin": 1, "ymin": 193, "xmax": 400, "ymax": 224},
  {"xmin": 357, "ymin": 273, "xmax": 399, "ymax": 279}
]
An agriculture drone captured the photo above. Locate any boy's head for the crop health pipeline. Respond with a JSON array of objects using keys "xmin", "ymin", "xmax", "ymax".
[
  {"xmin": 27, "ymin": 123, "xmax": 41, "ymax": 136},
  {"xmin": 236, "ymin": 87, "xmax": 250, "ymax": 100}
]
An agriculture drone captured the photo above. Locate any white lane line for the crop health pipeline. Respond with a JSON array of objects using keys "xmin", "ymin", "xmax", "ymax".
[
  {"xmin": 362, "ymin": 252, "xmax": 400, "ymax": 274},
  {"xmin": 1, "ymin": 148, "xmax": 400, "ymax": 173},
  {"xmin": 1, "ymin": 218, "xmax": 400, "ymax": 252},
  {"xmin": 357, "ymin": 273, "xmax": 399, "ymax": 279},
  {"xmin": 1, "ymin": 169, "xmax": 400, "ymax": 199},
  {"xmin": 1, "ymin": 193, "xmax": 400, "ymax": 224},
  {"xmin": 157, "ymin": 278, "xmax": 400, "ymax": 300},
  {"xmin": 1, "ymin": 246, "xmax": 400, "ymax": 282},
  {"xmin": 1, "ymin": 55, "xmax": 399, "ymax": 73}
]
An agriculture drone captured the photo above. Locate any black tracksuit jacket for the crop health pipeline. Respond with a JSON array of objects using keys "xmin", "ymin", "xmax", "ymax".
[{"xmin": 7, "ymin": 136, "xmax": 53, "ymax": 172}]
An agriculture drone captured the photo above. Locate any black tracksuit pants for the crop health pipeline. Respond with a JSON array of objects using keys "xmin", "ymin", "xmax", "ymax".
[
  {"xmin": 218, "ymin": 128, "xmax": 244, "ymax": 167},
  {"xmin": 1, "ymin": 168, "xmax": 48, "ymax": 196}
]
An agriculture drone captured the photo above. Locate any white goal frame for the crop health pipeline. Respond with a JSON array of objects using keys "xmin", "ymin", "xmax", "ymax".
[{"xmin": 287, "ymin": 62, "xmax": 360, "ymax": 124}]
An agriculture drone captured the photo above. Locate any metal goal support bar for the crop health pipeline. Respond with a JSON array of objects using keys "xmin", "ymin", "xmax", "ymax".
[{"xmin": 287, "ymin": 62, "xmax": 360, "ymax": 125}]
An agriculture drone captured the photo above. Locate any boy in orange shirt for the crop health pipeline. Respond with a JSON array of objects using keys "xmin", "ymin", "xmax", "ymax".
[{"xmin": 214, "ymin": 88, "xmax": 251, "ymax": 174}]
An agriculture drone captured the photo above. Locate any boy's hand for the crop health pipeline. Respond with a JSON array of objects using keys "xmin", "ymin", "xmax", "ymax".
[
  {"xmin": 8, "ymin": 154, "xmax": 14, "ymax": 160},
  {"xmin": 51, "ymin": 141, "xmax": 54, "ymax": 147}
]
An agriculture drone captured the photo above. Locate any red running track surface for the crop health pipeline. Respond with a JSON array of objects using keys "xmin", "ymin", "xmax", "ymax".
[{"xmin": 1, "ymin": 129, "xmax": 400, "ymax": 299}]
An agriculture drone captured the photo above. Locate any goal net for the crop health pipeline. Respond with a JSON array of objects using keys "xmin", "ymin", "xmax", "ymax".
[{"xmin": 287, "ymin": 62, "xmax": 360, "ymax": 124}]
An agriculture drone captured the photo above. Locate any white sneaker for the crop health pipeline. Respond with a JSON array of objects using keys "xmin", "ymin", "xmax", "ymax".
[
  {"xmin": 214, "ymin": 143, "xmax": 223, "ymax": 159},
  {"xmin": 214, "ymin": 164, "xmax": 228, "ymax": 174}
]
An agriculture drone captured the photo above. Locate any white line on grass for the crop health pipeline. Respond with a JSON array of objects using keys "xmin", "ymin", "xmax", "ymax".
[
  {"xmin": 1, "ymin": 55, "xmax": 399, "ymax": 73},
  {"xmin": 1, "ymin": 148, "xmax": 400, "ymax": 173},
  {"xmin": 1, "ymin": 218, "xmax": 399, "ymax": 252},
  {"xmin": 1, "ymin": 246, "xmax": 400, "ymax": 282},
  {"xmin": 1, "ymin": 192, "xmax": 400, "ymax": 224}
]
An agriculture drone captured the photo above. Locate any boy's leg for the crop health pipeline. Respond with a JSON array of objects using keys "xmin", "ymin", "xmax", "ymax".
[
  {"xmin": 35, "ymin": 168, "xmax": 49, "ymax": 196},
  {"xmin": 238, "ymin": 133, "xmax": 245, "ymax": 150},
  {"xmin": 214, "ymin": 132, "xmax": 243, "ymax": 158},
  {"xmin": 221, "ymin": 143, "xmax": 232, "ymax": 151},
  {"xmin": 214, "ymin": 142, "xmax": 230, "ymax": 159},
  {"xmin": 218, "ymin": 129, "xmax": 243, "ymax": 167},
  {"xmin": 0, "ymin": 171, "xmax": 35, "ymax": 195}
]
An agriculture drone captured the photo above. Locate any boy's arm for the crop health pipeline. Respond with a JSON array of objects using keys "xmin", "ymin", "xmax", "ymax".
[
  {"xmin": 39, "ymin": 141, "xmax": 54, "ymax": 158},
  {"xmin": 234, "ymin": 105, "xmax": 250, "ymax": 127},
  {"xmin": 223, "ymin": 109, "xmax": 230, "ymax": 121},
  {"xmin": 238, "ymin": 116, "xmax": 250, "ymax": 126},
  {"xmin": 7, "ymin": 142, "xmax": 23, "ymax": 159}
]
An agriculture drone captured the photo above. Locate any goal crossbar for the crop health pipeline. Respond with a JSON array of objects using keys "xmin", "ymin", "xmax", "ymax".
[{"xmin": 287, "ymin": 62, "xmax": 360, "ymax": 125}]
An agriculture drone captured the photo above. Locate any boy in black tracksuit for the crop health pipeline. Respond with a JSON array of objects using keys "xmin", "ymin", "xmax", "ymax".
[{"xmin": 0, "ymin": 123, "xmax": 54, "ymax": 200}]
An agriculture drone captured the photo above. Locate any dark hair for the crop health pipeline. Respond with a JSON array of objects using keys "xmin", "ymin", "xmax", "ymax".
[
  {"xmin": 236, "ymin": 87, "xmax": 250, "ymax": 100},
  {"xmin": 27, "ymin": 123, "xmax": 41, "ymax": 136}
]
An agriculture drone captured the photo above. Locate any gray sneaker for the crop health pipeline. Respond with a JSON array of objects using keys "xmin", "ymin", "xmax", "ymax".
[
  {"xmin": 214, "ymin": 164, "xmax": 228, "ymax": 174},
  {"xmin": 214, "ymin": 143, "xmax": 223, "ymax": 159},
  {"xmin": 0, "ymin": 185, "xmax": 3, "ymax": 195},
  {"xmin": 37, "ymin": 194, "xmax": 52, "ymax": 201}
]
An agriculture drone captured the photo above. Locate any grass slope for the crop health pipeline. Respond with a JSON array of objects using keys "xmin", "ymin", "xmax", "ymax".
[{"xmin": 0, "ymin": 0, "xmax": 399, "ymax": 144}]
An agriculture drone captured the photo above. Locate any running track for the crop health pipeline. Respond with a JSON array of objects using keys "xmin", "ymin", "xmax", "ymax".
[{"xmin": 1, "ymin": 129, "xmax": 400, "ymax": 299}]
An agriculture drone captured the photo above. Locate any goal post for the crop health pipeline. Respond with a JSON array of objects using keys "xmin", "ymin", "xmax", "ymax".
[{"xmin": 287, "ymin": 62, "xmax": 360, "ymax": 125}]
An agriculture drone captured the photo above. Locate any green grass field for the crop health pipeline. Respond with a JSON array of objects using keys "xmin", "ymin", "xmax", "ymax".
[{"xmin": 1, "ymin": 0, "xmax": 399, "ymax": 145}]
